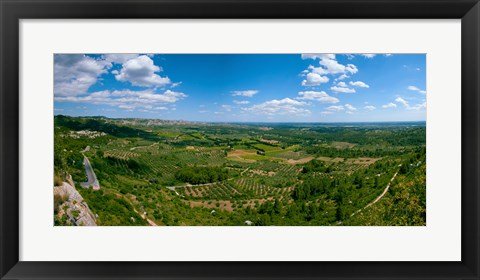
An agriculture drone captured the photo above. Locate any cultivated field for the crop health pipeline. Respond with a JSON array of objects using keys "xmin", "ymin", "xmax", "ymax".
[{"xmin": 54, "ymin": 116, "xmax": 427, "ymax": 226}]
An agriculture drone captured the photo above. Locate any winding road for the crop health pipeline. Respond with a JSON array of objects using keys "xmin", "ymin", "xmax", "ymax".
[{"xmin": 80, "ymin": 156, "xmax": 100, "ymax": 190}]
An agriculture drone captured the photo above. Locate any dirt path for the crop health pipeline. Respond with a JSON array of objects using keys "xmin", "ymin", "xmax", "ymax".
[
  {"xmin": 113, "ymin": 192, "xmax": 159, "ymax": 226},
  {"xmin": 133, "ymin": 208, "xmax": 158, "ymax": 226},
  {"xmin": 165, "ymin": 167, "xmax": 248, "ymax": 193},
  {"xmin": 350, "ymin": 171, "xmax": 399, "ymax": 217}
]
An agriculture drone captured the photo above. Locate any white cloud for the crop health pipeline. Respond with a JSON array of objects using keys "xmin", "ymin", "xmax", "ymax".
[
  {"xmin": 320, "ymin": 111, "xmax": 333, "ymax": 115},
  {"xmin": 395, "ymin": 97, "xmax": 426, "ymax": 110},
  {"xmin": 115, "ymin": 55, "xmax": 171, "ymax": 87},
  {"xmin": 319, "ymin": 56, "xmax": 347, "ymax": 74},
  {"xmin": 231, "ymin": 90, "xmax": 258, "ymax": 97},
  {"xmin": 344, "ymin": 104, "xmax": 357, "ymax": 111},
  {"xmin": 301, "ymin": 72, "xmax": 329, "ymax": 86},
  {"xmin": 103, "ymin": 54, "xmax": 139, "ymax": 64},
  {"xmin": 395, "ymin": 97, "xmax": 409, "ymax": 107},
  {"xmin": 410, "ymin": 102, "xmax": 426, "ymax": 110},
  {"xmin": 408, "ymin": 85, "xmax": 426, "ymax": 94},
  {"xmin": 331, "ymin": 86, "xmax": 356, "ymax": 93},
  {"xmin": 54, "ymin": 89, "xmax": 187, "ymax": 111},
  {"xmin": 382, "ymin": 102, "xmax": 397, "ymax": 108},
  {"xmin": 233, "ymin": 100, "xmax": 250, "ymax": 105},
  {"xmin": 327, "ymin": 105, "xmax": 344, "ymax": 111},
  {"xmin": 364, "ymin": 105, "xmax": 376, "ymax": 111},
  {"xmin": 301, "ymin": 54, "xmax": 335, "ymax": 60},
  {"xmin": 345, "ymin": 64, "xmax": 358, "ymax": 74},
  {"xmin": 297, "ymin": 91, "xmax": 339, "ymax": 103},
  {"xmin": 336, "ymin": 74, "xmax": 349, "ymax": 81},
  {"xmin": 349, "ymin": 81, "xmax": 370, "ymax": 88},
  {"xmin": 301, "ymin": 54, "xmax": 358, "ymax": 86},
  {"xmin": 154, "ymin": 106, "xmax": 168, "ymax": 110},
  {"xmin": 384, "ymin": 54, "xmax": 393, "ymax": 57},
  {"xmin": 54, "ymin": 54, "xmax": 111, "ymax": 97},
  {"xmin": 243, "ymin": 98, "xmax": 310, "ymax": 116},
  {"xmin": 221, "ymin": 105, "xmax": 232, "ymax": 111},
  {"xmin": 361, "ymin": 54, "xmax": 376, "ymax": 58},
  {"xmin": 170, "ymin": 82, "xmax": 183, "ymax": 88}
]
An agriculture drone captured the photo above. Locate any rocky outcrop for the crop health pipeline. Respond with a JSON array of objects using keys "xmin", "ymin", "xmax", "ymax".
[{"xmin": 54, "ymin": 177, "xmax": 97, "ymax": 226}]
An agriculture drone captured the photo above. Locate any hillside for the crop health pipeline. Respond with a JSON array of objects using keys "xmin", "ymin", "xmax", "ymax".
[{"xmin": 53, "ymin": 116, "xmax": 426, "ymax": 226}]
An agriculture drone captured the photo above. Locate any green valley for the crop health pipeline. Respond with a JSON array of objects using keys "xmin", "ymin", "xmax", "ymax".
[{"xmin": 54, "ymin": 115, "xmax": 426, "ymax": 226}]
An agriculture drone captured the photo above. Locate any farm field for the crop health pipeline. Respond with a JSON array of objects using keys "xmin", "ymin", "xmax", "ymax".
[{"xmin": 54, "ymin": 116, "xmax": 426, "ymax": 226}]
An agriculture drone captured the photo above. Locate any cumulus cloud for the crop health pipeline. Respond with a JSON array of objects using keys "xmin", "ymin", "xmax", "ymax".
[
  {"xmin": 55, "ymin": 89, "xmax": 187, "ymax": 111},
  {"xmin": 301, "ymin": 72, "xmax": 329, "ymax": 86},
  {"xmin": 408, "ymin": 85, "xmax": 426, "ymax": 94},
  {"xmin": 336, "ymin": 74, "xmax": 349, "ymax": 81},
  {"xmin": 54, "ymin": 54, "xmax": 111, "ymax": 97},
  {"xmin": 395, "ymin": 97, "xmax": 426, "ymax": 110},
  {"xmin": 243, "ymin": 98, "xmax": 310, "ymax": 116},
  {"xmin": 349, "ymin": 81, "xmax": 370, "ymax": 88},
  {"xmin": 301, "ymin": 54, "xmax": 358, "ymax": 86},
  {"xmin": 297, "ymin": 91, "xmax": 339, "ymax": 103},
  {"xmin": 233, "ymin": 100, "xmax": 250, "ymax": 105},
  {"xmin": 382, "ymin": 102, "xmax": 397, "ymax": 108},
  {"xmin": 344, "ymin": 104, "xmax": 357, "ymax": 111},
  {"xmin": 326, "ymin": 105, "xmax": 344, "ymax": 111},
  {"xmin": 345, "ymin": 64, "xmax": 358, "ymax": 74},
  {"xmin": 319, "ymin": 56, "xmax": 348, "ymax": 74},
  {"xmin": 103, "ymin": 54, "xmax": 139, "ymax": 64},
  {"xmin": 411, "ymin": 102, "xmax": 427, "ymax": 110},
  {"xmin": 231, "ymin": 90, "xmax": 258, "ymax": 97},
  {"xmin": 301, "ymin": 54, "xmax": 335, "ymax": 60},
  {"xmin": 395, "ymin": 97, "xmax": 409, "ymax": 107},
  {"xmin": 361, "ymin": 54, "xmax": 376, "ymax": 58},
  {"xmin": 364, "ymin": 105, "xmax": 376, "ymax": 111},
  {"xmin": 115, "ymin": 55, "xmax": 171, "ymax": 87},
  {"xmin": 331, "ymin": 85, "xmax": 356, "ymax": 93}
]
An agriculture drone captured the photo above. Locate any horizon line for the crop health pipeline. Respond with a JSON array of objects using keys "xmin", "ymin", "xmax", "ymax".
[{"xmin": 54, "ymin": 114, "xmax": 426, "ymax": 124}]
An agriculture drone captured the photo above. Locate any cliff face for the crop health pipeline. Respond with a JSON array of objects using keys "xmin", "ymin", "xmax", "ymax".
[{"xmin": 54, "ymin": 176, "xmax": 97, "ymax": 226}]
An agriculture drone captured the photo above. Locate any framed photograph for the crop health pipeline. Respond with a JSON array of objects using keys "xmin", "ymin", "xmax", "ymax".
[{"xmin": 1, "ymin": 0, "xmax": 479, "ymax": 279}]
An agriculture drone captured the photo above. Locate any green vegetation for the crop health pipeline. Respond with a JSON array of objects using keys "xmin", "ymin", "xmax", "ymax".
[{"xmin": 54, "ymin": 115, "xmax": 426, "ymax": 226}]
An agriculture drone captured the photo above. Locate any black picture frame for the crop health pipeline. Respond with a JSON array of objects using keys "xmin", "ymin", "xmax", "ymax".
[{"xmin": 1, "ymin": 0, "xmax": 479, "ymax": 279}]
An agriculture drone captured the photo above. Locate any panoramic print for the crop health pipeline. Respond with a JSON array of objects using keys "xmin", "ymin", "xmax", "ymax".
[{"xmin": 54, "ymin": 53, "xmax": 426, "ymax": 226}]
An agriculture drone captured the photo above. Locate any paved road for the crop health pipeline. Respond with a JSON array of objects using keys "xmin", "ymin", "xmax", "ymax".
[{"xmin": 81, "ymin": 156, "xmax": 100, "ymax": 190}]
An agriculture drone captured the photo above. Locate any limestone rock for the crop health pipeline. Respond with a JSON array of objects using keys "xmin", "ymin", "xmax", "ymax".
[{"xmin": 54, "ymin": 180, "xmax": 97, "ymax": 226}]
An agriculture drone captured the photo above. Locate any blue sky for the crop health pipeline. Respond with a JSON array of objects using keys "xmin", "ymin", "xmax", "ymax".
[{"xmin": 54, "ymin": 53, "xmax": 426, "ymax": 122}]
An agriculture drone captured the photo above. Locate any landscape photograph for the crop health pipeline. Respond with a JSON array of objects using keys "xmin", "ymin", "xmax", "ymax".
[{"xmin": 54, "ymin": 53, "xmax": 426, "ymax": 226}]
